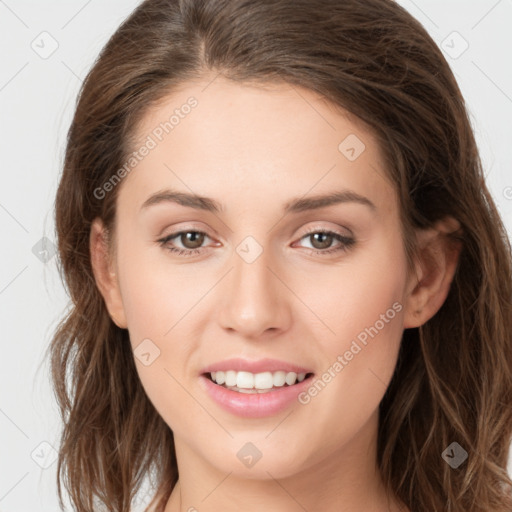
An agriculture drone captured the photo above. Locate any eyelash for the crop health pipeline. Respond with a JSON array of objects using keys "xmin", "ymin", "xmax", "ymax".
[{"xmin": 157, "ymin": 228, "xmax": 356, "ymax": 258}]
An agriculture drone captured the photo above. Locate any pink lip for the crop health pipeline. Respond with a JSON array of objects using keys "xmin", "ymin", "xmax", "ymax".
[
  {"xmin": 198, "ymin": 358, "xmax": 315, "ymax": 418},
  {"xmin": 199, "ymin": 373, "xmax": 314, "ymax": 418},
  {"xmin": 200, "ymin": 357, "xmax": 312, "ymax": 375}
]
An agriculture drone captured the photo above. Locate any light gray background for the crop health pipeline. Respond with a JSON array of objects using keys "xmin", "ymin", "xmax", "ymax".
[{"xmin": 0, "ymin": 1, "xmax": 511, "ymax": 510}]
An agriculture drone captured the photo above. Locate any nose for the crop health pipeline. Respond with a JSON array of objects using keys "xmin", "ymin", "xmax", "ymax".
[{"xmin": 217, "ymin": 242, "xmax": 292, "ymax": 339}]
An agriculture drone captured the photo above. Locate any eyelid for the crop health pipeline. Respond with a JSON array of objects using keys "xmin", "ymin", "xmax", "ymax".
[
  {"xmin": 298, "ymin": 223, "xmax": 354, "ymax": 238},
  {"xmin": 157, "ymin": 221, "xmax": 216, "ymax": 238}
]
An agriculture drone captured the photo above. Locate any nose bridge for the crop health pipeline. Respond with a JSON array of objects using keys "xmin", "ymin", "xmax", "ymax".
[{"xmin": 218, "ymin": 236, "xmax": 290, "ymax": 336}]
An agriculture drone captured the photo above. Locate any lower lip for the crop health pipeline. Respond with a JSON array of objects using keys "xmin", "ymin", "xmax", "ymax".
[{"xmin": 199, "ymin": 374, "xmax": 314, "ymax": 418}]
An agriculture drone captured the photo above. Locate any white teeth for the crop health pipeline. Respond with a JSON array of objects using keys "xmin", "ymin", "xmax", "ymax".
[
  {"xmin": 285, "ymin": 372, "xmax": 297, "ymax": 386},
  {"xmin": 273, "ymin": 371, "xmax": 286, "ymax": 387},
  {"xmin": 225, "ymin": 370, "xmax": 237, "ymax": 387},
  {"xmin": 254, "ymin": 372, "xmax": 273, "ymax": 389},
  {"xmin": 236, "ymin": 371, "xmax": 254, "ymax": 389},
  {"xmin": 209, "ymin": 370, "xmax": 309, "ymax": 390}
]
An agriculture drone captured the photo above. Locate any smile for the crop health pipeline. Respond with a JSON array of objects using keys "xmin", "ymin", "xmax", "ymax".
[{"xmin": 199, "ymin": 358, "xmax": 315, "ymax": 418}]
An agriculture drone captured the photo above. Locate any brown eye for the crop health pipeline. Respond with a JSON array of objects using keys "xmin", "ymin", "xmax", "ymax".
[
  {"xmin": 158, "ymin": 230, "xmax": 212, "ymax": 256},
  {"xmin": 309, "ymin": 232, "xmax": 334, "ymax": 250},
  {"xmin": 296, "ymin": 229, "xmax": 355, "ymax": 256},
  {"xmin": 179, "ymin": 231, "xmax": 205, "ymax": 249}
]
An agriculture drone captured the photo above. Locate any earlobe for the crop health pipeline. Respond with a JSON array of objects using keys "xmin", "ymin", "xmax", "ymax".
[
  {"xmin": 403, "ymin": 217, "xmax": 463, "ymax": 329},
  {"xmin": 89, "ymin": 217, "xmax": 128, "ymax": 329}
]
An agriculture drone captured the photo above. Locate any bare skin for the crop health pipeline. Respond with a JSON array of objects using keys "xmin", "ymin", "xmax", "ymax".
[{"xmin": 90, "ymin": 74, "xmax": 461, "ymax": 512}]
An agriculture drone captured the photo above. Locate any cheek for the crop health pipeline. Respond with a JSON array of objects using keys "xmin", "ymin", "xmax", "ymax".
[
  {"xmin": 318, "ymin": 285, "xmax": 404, "ymax": 403},
  {"xmin": 298, "ymin": 236, "xmax": 407, "ymax": 429},
  {"xmin": 116, "ymin": 239, "xmax": 203, "ymax": 340},
  {"xmin": 300, "ymin": 229, "xmax": 407, "ymax": 355},
  {"xmin": 335, "ymin": 242, "xmax": 407, "ymax": 372},
  {"xmin": 114, "ymin": 240, "xmax": 209, "ymax": 421}
]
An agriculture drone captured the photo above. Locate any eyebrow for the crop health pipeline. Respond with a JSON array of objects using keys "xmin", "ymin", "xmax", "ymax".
[{"xmin": 140, "ymin": 188, "xmax": 376, "ymax": 214}]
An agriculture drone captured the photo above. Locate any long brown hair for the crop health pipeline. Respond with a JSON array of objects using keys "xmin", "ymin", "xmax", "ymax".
[{"xmin": 49, "ymin": 0, "xmax": 512, "ymax": 510}]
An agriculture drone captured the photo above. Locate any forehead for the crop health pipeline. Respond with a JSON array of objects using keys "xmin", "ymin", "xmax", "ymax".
[{"xmin": 119, "ymin": 76, "xmax": 396, "ymax": 218}]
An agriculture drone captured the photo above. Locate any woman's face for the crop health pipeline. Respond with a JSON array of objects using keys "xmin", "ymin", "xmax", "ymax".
[{"xmin": 100, "ymin": 76, "xmax": 417, "ymax": 481}]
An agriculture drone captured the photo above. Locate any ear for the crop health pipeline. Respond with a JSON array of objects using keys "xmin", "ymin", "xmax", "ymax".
[
  {"xmin": 403, "ymin": 216, "xmax": 463, "ymax": 329},
  {"xmin": 89, "ymin": 217, "xmax": 128, "ymax": 329}
]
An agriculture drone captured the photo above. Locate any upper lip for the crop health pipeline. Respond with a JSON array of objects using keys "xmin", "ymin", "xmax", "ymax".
[{"xmin": 200, "ymin": 358, "xmax": 313, "ymax": 375}]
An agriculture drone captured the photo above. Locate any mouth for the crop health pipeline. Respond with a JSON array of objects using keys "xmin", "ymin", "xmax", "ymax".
[
  {"xmin": 203, "ymin": 370, "xmax": 315, "ymax": 394},
  {"xmin": 199, "ymin": 359, "xmax": 316, "ymax": 417}
]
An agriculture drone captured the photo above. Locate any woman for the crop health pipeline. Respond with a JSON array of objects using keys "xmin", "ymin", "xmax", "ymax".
[{"xmin": 49, "ymin": 0, "xmax": 512, "ymax": 510}]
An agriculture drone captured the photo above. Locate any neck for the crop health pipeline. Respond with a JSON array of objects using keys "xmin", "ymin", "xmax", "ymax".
[{"xmin": 164, "ymin": 411, "xmax": 408, "ymax": 512}]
